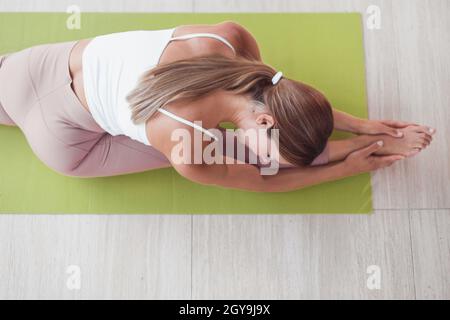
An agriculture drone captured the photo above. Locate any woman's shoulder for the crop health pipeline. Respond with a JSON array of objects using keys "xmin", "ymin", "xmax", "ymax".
[
  {"xmin": 172, "ymin": 21, "xmax": 244, "ymax": 58},
  {"xmin": 202, "ymin": 21, "xmax": 261, "ymax": 61}
]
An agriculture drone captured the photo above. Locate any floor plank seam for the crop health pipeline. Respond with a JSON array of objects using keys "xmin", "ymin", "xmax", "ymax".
[
  {"xmin": 375, "ymin": 208, "xmax": 450, "ymax": 211},
  {"xmin": 407, "ymin": 211, "xmax": 418, "ymax": 299}
]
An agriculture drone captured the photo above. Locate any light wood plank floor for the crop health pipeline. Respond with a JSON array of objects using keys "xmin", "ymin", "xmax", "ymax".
[{"xmin": 0, "ymin": 0, "xmax": 448, "ymax": 299}]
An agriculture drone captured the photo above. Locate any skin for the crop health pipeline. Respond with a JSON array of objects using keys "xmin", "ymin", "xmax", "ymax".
[{"xmin": 67, "ymin": 21, "xmax": 436, "ymax": 192}]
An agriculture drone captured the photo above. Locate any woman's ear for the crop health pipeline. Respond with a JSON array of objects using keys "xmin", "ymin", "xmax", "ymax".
[{"xmin": 255, "ymin": 113, "xmax": 275, "ymax": 129}]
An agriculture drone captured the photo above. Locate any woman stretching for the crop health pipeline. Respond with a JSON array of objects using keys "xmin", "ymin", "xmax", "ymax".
[{"xmin": 0, "ymin": 22, "xmax": 435, "ymax": 192}]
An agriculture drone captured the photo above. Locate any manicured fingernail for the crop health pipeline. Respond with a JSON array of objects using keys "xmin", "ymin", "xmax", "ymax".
[
  {"xmin": 397, "ymin": 131, "xmax": 403, "ymax": 137},
  {"xmin": 429, "ymin": 128, "xmax": 435, "ymax": 134},
  {"xmin": 377, "ymin": 140, "xmax": 384, "ymax": 147}
]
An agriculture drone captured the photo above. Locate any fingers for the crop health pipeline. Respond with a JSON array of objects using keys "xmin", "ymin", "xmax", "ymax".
[
  {"xmin": 381, "ymin": 120, "xmax": 417, "ymax": 128},
  {"xmin": 361, "ymin": 140, "xmax": 384, "ymax": 157},
  {"xmin": 404, "ymin": 126, "xmax": 433, "ymax": 144},
  {"xmin": 381, "ymin": 120, "xmax": 436, "ymax": 136},
  {"xmin": 383, "ymin": 126, "xmax": 404, "ymax": 138}
]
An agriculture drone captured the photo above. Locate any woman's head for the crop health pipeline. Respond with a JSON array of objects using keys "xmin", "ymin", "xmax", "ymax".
[
  {"xmin": 127, "ymin": 54, "xmax": 334, "ymax": 166},
  {"xmin": 259, "ymin": 76, "xmax": 334, "ymax": 166}
]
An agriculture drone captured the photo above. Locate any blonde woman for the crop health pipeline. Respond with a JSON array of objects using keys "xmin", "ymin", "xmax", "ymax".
[{"xmin": 0, "ymin": 22, "xmax": 434, "ymax": 192}]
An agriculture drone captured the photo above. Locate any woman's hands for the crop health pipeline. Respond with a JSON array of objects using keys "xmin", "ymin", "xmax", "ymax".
[
  {"xmin": 344, "ymin": 140, "xmax": 405, "ymax": 175},
  {"xmin": 356, "ymin": 119, "xmax": 435, "ymax": 138},
  {"xmin": 332, "ymin": 108, "xmax": 436, "ymax": 138}
]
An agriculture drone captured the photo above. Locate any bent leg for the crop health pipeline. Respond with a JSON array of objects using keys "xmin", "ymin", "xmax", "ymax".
[
  {"xmin": 0, "ymin": 55, "xmax": 16, "ymax": 126},
  {"xmin": 68, "ymin": 134, "xmax": 172, "ymax": 178},
  {"xmin": 21, "ymin": 100, "xmax": 170, "ymax": 178},
  {"xmin": 1, "ymin": 43, "xmax": 172, "ymax": 178},
  {"xmin": 0, "ymin": 101, "xmax": 15, "ymax": 126}
]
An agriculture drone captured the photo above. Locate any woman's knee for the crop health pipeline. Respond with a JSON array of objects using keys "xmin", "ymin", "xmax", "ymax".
[
  {"xmin": 0, "ymin": 102, "xmax": 15, "ymax": 126},
  {"xmin": 24, "ymin": 131, "xmax": 91, "ymax": 178},
  {"xmin": 27, "ymin": 141, "xmax": 87, "ymax": 177}
]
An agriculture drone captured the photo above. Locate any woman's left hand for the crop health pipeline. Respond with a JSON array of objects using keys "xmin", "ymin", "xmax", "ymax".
[{"xmin": 357, "ymin": 119, "xmax": 419, "ymax": 138}]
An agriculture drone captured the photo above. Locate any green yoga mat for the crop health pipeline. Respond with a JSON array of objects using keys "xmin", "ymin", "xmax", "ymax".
[{"xmin": 0, "ymin": 13, "xmax": 371, "ymax": 214}]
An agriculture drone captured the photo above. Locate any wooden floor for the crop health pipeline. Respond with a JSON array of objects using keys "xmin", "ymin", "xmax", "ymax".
[{"xmin": 0, "ymin": 0, "xmax": 448, "ymax": 299}]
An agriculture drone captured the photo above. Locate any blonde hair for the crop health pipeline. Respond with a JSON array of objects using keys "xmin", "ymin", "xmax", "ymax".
[
  {"xmin": 127, "ymin": 54, "xmax": 274, "ymax": 123},
  {"xmin": 127, "ymin": 54, "xmax": 333, "ymax": 165}
]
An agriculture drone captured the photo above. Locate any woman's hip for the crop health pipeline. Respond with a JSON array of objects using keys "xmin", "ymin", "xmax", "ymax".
[
  {"xmin": 0, "ymin": 47, "xmax": 37, "ymax": 126},
  {"xmin": 0, "ymin": 40, "xmax": 103, "ymax": 131}
]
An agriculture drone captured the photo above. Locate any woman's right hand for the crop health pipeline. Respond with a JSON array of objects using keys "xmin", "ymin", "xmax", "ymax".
[{"xmin": 344, "ymin": 141, "xmax": 405, "ymax": 174}]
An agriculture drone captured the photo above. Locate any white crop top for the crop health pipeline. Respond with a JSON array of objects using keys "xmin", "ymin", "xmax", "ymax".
[{"xmin": 82, "ymin": 27, "xmax": 236, "ymax": 145}]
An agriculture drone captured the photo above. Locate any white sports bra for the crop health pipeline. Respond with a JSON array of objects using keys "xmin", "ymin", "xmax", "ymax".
[{"xmin": 82, "ymin": 27, "xmax": 236, "ymax": 145}]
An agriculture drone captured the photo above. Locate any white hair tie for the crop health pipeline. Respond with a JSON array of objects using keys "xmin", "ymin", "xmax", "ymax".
[{"xmin": 272, "ymin": 71, "xmax": 283, "ymax": 85}]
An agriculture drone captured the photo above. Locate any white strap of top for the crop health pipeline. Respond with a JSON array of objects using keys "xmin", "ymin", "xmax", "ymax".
[
  {"xmin": 157, "ymin": 32, "xmax": 235, "ymax": 141},
  {"xmin": 169, "ymin": 32, "xmax": 236, "ymax": 55},
  {"xmin": 158, "ymin": 33, "xmax": 236, "ymax": 140},
  {"xmin": 157, "ymin": 108, "xmax": 219, "ymax": 141}
]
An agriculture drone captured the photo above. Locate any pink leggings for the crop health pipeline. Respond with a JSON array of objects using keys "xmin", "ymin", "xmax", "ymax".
[{"xmin": 0, "ymin": 41, "xmax": 171, "ymax": 178}]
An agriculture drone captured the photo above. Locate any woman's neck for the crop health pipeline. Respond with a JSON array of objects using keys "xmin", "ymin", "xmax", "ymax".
[{"xmin": 215, "ymin": 90, "xmax": 251, "ymax": 126}]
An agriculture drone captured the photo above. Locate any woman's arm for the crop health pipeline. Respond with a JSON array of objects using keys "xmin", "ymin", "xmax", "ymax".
[
  {"xmin": 333, "ymin": 108, "xmax": 405, "ymax": 136},
  {"xmin": 175, "ymin": 160, "xmax": 350, "ymax": 193},
  {"xmin": 332, "ymin": 107, "xmax": 433, "ymax": 138},
  {"xmin": 332, "ymin": 108, "xmax": 365, "ymax": 133},
  {"xmin": 173, "ymin": 141, "xmax": 403, "ymax": 193},
  {"xmin": 327, "ymin": 134, "xmax": 386, "ymax": 162}
]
